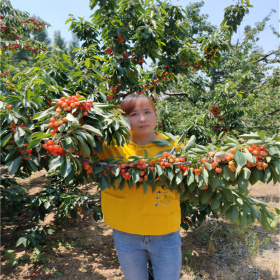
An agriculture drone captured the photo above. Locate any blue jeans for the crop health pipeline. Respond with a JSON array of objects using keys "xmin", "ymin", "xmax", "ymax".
[{"xmin": 113, "ymin": 229, "xmax": 181, "ymax": 280}]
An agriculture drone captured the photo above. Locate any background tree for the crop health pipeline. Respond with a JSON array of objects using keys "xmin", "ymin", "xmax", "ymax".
[
  {"xmin": 156, "ymin": 3, "xmax": 280, "ymax": 144},
  {"xmin": 33, "ymin": 22, "xmax": 51, "ymax": 48},
  {"xmin": 10, "ymin": 19, "xmax": 51, "ymax": 66},
  {"xmin": 53, "ymin": 30, "xmax": 66, "ymax": 52},
  {"xmin": 67, "ymin": 33, "xmax": 80, "ymax": 63}
]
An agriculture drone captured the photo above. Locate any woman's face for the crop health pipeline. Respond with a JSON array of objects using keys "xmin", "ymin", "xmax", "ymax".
[{"xmin": 126, "ymin": 99, "xmax": 156, "ymax": 138}]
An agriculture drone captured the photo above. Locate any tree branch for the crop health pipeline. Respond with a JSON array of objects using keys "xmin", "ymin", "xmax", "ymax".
[
  {"xmin": 262, "ymin": 108, "xmax": 280, "ymax": 118},
  {"xmin": 188, "ymin": 77, "xmax": 206, "ymax": 93},
  {"xmin": 232, "ymin": 80, "xmax": 268, "ymax": 98},
  {"xmin": 163, "ymin": 91, "xmax": 201, "ymax": 108},
  {"xmin": 256, "ymin": 49, "xmax": 280, "ymax": 63}
]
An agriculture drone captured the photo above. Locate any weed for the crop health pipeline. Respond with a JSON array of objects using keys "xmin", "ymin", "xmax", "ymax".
[
  {"xmin": 245, "ymin": 231, "xmax": 270, "ymax": 260},
  {"xmin": 53, "ymin": 271, "xmax": 63, "ymax": 278},
  {"xmin": 4, "ymin": 250, "xmax": 18, "ymax": 266},
  {"xmin": 29, "ymin": 246, "xmax": 50, "ymax": 264},
  {"xmin": 65, "ymin": 241, "xmax": 77, "ymax": 248}
]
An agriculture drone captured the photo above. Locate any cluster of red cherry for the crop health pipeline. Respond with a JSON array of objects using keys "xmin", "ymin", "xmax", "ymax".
[
  {"xmin": 104, "ymin": 48, "xmax": 113, "ymax": 54},
  {"xmin": 55, "ymin": 94, "xmax": 93, "ymax": 116},
  {"xmin": 209, "ymin": 105, "xmax": 221, "ymax": 116},
  {"xmin": 83, "ymin": 162, "xmax": 93, "ymax": 174},
  {"xmin": 43, "ymin": 140, "xmax": 64, "ymax": 157},
  {"xmin": 10, "ymin": 123, "xmax": 27, "ymax": 133},
  {"xmin": 0, "ymin": 70, "xmax": 10, "ymax": 76},
  {"xmin": 22, "ymin": 18, "xmax": 47, "ymax": 31},
  {"xmin": 116, "ymin": 34, "xmax": 124, "ymax": 43},
  {"xmin": 24, "ymin": 43, "xmax": 47, "ymax": 53},
  {"xmin": 245, "ymin": 145, "xmax": 269, "ymax": 170},
  {"xmin": 19, "ymin": 148, "xmax": 33, "ymax": 160}
]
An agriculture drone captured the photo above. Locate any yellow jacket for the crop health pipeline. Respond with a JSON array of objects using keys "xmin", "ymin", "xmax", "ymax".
[{"xmin": 96, "ymin": 132, "xmax": 181, "ymax": 235}]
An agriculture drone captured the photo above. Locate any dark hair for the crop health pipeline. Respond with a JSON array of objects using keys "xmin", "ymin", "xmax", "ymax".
[{"xmin": 119, "ymin": 94, "xmax": 156, "ymax": 116}]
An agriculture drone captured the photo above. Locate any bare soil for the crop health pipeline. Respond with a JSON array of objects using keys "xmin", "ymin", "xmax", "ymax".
[{"xmin": 1, "ymin": 171, "xmax": 279, "ymax": 280}]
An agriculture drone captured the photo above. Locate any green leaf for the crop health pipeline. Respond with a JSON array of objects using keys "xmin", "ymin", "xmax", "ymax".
[
  {"xmin": 249, "ymin": 205, "xmax": 261, "ymax": 220},
  {"xmin": 155, "ymin": 164, "xmax": 164, "ymax": 176},
  {"xmin": 275, "ymin": 207, "xmax": 280, "ymax": 216},
  {"xmin": 177, "ymin": 132, "xmax": 186, "ymax": 144},
  {"xmin": 132, "ymin": 170, "xmax": 141, "ymax": 185},
  {"xmin": 215, "ymin": 151, "xmax": 226, "ymax": 158},
  {"xmin": 220, "ymin": 186, "xmax": 235, "ymax": 202},
  {"xmin": 175, "ymin": 172, "xmax": 183, "ymax": 184},
  {"xmin": 237, "ymin": 172, "xmax": 249, "ymax": 193},
  {"xmin": 1, "ymin": 132, "xmax": 12, "ymax": 146},
  {"xmin": 200, "ymin": 188, "xmax": 213, "ymax": 204},
  {"xmin": 242, "ymin": 167, "xmax": 251, "ymax": 180},
  {"xmin": 258, "ymin": 131, "xmax": 266, "ymax": 139},
  {"xmin": 93, "ymin": 55, "xmax": 107, "ymax": 61},
  {"xmin": 166, "ymin": 167, "xmax": 174, "ymax": 181},
  {"xmin": 239, "ymin": 133, "xmax": 262, "ymax": 139},
  {"xmin": 65, "ymin": 16, "xmax": 73, "ymax": 25},
  {"xmin": 270, "ymin": 165, "xmax": 280, "ymax": 184},
  {"xmin": 14, "ymin": 130, "xmax": 25, "ymax": 146},
  {"xmin": 201, "ymin": 168, "xmax": 209, "ymax": 185},
  {"xmin": 226, "ymin": 137, "xmax": 239, "ymax": 145},
  {"xmin": 143, "ymin": 149, "xmax": 149, "ymax": 158},
  {"xmin": 84, "ymin": 132, "xmax": 95, "ymax": 147},
  {"xmin": 82, "ymin": 125, "xmax": 102, "ymax": 136},
  {"xmin": 27, "ymin": 138, "xmax": 42, "ymax": 149},
  {"xmin": 234, "ymin": 151, "xmax": 246, "ymax": 166},
  {"xmin": 60, "ymin": 158, "xmax": 72, "ymax": 178},
  {"xmin": 93, "ymin": 165, "xmax": 103, "ymax": 175},
  {"xmin": 27, "ymin": 160, "xmax": 37, "ymax": 172},
  {"xmin": 271, "ymin": 160, "xmax": 280, "ymax": 174},
  {"xmin": 151, "ymin": 139, "xmax": 170, "ymax": 146},
  {"xmin": 17, "ymin": 127, "xmax": 25, "ymax": 137},
  {"xmin": 62, "ymin": 135, "xmax": 73, "ymax": 150},
  {"xmin": 187, "ymin": 169, "xmax": 195, "ymax": 185},
  {"xmin": 8, "ymin": 157, "xmax": 21, "ymax": 175},
  {"xmin": 100, "ymin": 173, "xmax": 108, "ymax": 191},
  {"xmin": 113, "ymin": 166, "xmax": 120, "ymax": 177},
  {"xmin": 243, "ymin": 149, "xmax": 255, "ymax": 163},
  {"xmin": 240, "ymin": 212, "xmax": 247, "ymax": 228},
  {"xmin": 208, "ymin": 173, "xmax": 220, "ymax": 189},
  {"xmin": 226, "ymin": 205, "xmax": 239, "ymax": 223},
  {"xmin": 211, "ymin": 197, "xmax": 220, "ymax": 210},
  {"xmin": 31, "ymin": 78, "xmax": 44, "ymax": 84},
  {"xmin": 76, "ymin": 135, "xmax": 91, "ymax": 156},
  {"xmin": 261, "ymin": 206, "xmax": 275, "ymax": 220},
  {"xmin": 162, "ymin": 132, "xmax": 177, "ymax": 142},
  {"xmin": 30, "ymin": 132, "xmax": 51, "ymax": 139},
  {"xmin": 247, "ymin": 139, "xmax": 265, "ymax": 145},
  {"xmin": 191, "ymin": 148, "xmax": 206, "ymax": 154},
  {"xmin": 196, "ymin": 144, "xmax": 209, "ymax": 152},
  {"xmin": 222, "ymin": 165, "xmax": 235, "ymax": 182},
  {"xmin": 16, "ymin": 237, "xmax": 27, "ymax": 247},
  {"xmin": 116, "ymin": 177, "xmax": 125, "ymax": 190},
  {"xmin": 143, "ymin": 180, "xmax": 148, "ymax": 194},
  {"xmin": 267, "ymin": 146, "xmax": 278, "ymax": 156},
  {"xmin": 44, "ymin": 201, "xmax": 51, "ymax": 209},
  {"xmin": 263, "ymin": 167, "xmax": 271, "ymax": 182},
  {"xmin": 42, "ymin": 73, "xmax": 51, "ymax": 86},
  {"xmin": 49, "ymin": 156, "xmax": 63, "ymax": 170},
  {"xmin": 184, "ymin": 135, "xmax": 196, "ymax": 151},
  {"xmin": 242, "ymin": 204, "xmax": 251, "ymax": 215},
  {"xmin": 85, "ymin": 58, "xmax": 91, "ymax": 68},
  {"xmin": 62, "ymin": 55, "xmax": 72, "ymax": 65},
  {"xmin": 252, "ymin": 168, "xmax": 263, "ymax": 182}
]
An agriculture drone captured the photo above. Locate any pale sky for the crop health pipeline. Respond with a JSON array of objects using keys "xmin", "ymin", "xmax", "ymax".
[{"xmin": 10, "ymin": 0, "xmax": 280, "ymax": 53}]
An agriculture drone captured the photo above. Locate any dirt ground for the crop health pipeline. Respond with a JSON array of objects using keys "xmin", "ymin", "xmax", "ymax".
[{"xmin": 1, "ymin": 171, "xmax": 279, "ymax": 280}]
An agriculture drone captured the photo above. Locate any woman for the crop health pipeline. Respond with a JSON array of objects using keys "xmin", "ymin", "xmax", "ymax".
[{"xmin": 96, "ymin": 94, "xmax": 182, "ymax": 280}]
